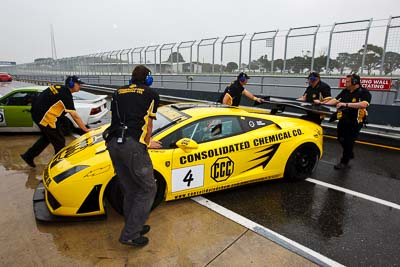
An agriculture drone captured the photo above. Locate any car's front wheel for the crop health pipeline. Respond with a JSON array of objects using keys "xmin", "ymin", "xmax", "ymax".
[
  {"xmin": 284, "ymin": 143, "xmax": 320, "ymax": 181},
  {"xmin": 106, "ymin": 173, "xmax": 166, "ymax": 215}
]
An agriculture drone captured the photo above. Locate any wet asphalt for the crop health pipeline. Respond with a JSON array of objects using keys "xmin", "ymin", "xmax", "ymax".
[
  {"xmin": 206, "ymin": 137, "xmax": 400, "ymax": 266},
  {"xmin": 0, "ymin": 134, "xmax": 315, "ymax": 267}
]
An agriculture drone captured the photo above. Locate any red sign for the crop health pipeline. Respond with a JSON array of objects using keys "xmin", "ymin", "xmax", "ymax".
[{"xmin": 338, "ymin": 78, "xmax": 392, "ymax": 91}]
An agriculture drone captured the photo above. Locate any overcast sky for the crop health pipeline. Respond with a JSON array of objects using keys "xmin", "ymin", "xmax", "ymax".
[{"xmin": 1, "ymin": 0, "xmax": 399, "ymax": 64}]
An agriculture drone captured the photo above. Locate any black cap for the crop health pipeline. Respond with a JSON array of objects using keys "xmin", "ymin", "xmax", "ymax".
[
  {"xmin": 237, "ymin": 72, "xmax": 250, "ymax": 81},
  {"xmin": 65, "ymin": 75, "xmax": 85, "ymax": 85}
]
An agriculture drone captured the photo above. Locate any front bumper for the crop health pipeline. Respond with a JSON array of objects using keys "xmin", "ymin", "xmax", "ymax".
[{"xmin": 33, "ymin": 182, "xmax": 106, "ymax": 222}]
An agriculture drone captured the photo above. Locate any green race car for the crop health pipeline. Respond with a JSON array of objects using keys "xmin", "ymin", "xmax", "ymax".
[{"xmin": 0, "ymin": 86, "xmax": 109, "ymax": 133}]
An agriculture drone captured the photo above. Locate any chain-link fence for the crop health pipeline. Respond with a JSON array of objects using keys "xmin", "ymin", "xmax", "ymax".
[{"xmin": 1, "ymin": 16, "xmax": 400, "ymax": 77}]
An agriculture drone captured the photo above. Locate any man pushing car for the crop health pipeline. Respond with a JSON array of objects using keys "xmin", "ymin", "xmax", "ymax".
[{"xmin": 21, "ymin": 75, "xmax": 91, "ymax": 167}]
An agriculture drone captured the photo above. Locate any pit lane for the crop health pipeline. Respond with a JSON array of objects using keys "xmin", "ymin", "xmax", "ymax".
[
  {"xmin": 203, "ymin": 137, "xmax": 400, "ymax": 266},
  {"xmin": 1, "ymin": 80, "xmax": 399, "ymax": 266}
]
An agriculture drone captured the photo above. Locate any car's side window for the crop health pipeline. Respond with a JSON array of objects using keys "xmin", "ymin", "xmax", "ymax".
[
  {"xmin": 3, "ymin": 92, "xmax": 34, "ymax": 106},
  {"xmin": 182, "ymin": 123, "xmax": 201, "ymax": 140},
  {"xmin": 159, "ymin": 128, "xmax": 183, "ymax": 149},
  {"xmin": 159, "ymin": 116, "xmax": 244, "ymax": 148},
  {"xmin": 200, "ymin": 116, "xmax": 243, "ymax": 142},
  {"xmin": 183, "ymin": 116, "xmax": 243, "ymax": 143}
]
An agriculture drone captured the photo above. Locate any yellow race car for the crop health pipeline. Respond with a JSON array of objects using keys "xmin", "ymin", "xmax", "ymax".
[{"xmin": 33, "ymin": 102, "xmax": 324, "ymax": 221}]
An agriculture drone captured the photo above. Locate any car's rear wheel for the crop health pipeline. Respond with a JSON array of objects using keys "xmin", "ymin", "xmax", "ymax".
[
  {"xmin": 106, "ymin": 173, "xmax": 166, "ymax": 215},
  {"xmin": 284, "ymin": 143, "xmax": 319, "ymax": 181}
]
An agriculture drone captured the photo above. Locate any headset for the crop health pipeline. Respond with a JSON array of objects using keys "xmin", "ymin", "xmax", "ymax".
[
  {"xmin": 129, "ymin": 72, "xmax": 153, "ymax": 86},
  {"xmin": 145, "ymin": 72, "xmax": 153, "ymax": 86},
  {"xmin": 350, "ymin": 73, "xmax": 360, "ymax": 85},
  {"xmin": 66, "ymin": 76, "xmax": 75, "ymax": 88},
  {"xmin": 238, "ymin": 72, "xmax": 247, "ymax": 82}
]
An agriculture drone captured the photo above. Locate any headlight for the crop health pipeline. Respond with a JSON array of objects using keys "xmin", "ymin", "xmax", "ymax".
[{"xmin": 53, "ymin": 165, "xmax": 90, "ymax": 184}]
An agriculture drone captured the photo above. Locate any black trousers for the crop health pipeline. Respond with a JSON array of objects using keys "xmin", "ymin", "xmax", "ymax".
[
  {"xmin": 24, "ymin": 125, "xmax": 65, "ymax": 159},
  {"xmin": 107, "ymin": 137, "xmax": 156, "ymax": 241},
  {"xmin": 337, "ymin": 120, "xmax": 362, "ymax": 164}
]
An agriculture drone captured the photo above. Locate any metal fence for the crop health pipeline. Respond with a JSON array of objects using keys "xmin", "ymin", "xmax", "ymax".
[
  {"xmin": 1, "ymin": 16, "xmax": 400, "ymax": 77},
  {"xmin": 15, "ymin": 73, "xmax": 400, "ymax": 126}
]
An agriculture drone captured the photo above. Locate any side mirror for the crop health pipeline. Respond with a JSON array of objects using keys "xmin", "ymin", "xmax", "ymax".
[{"xmin": 176, "ymin": 138, "xmax": 199, "ymax": 152}]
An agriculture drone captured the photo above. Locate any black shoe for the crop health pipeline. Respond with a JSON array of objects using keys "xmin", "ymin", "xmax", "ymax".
[
  {"xmin": 119, "ymin": 236, "xmax": 149, "ymax": 247},
  {"xmin": 20, "ymin": 154, "xmax": 36, "ymax": 167},
  {"xmin": 350, "ymin": 153, "xmax": 354, "ymax": 159},
  {"xmin": 140, "ymin": 225, "xmax": 150, "ymax": 235},
  {"xmin": 334, "ymin": 163, "xmax": 348, "ymax": 170}
]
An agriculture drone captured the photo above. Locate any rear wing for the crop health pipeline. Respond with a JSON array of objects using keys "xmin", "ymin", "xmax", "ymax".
[{"xmin": 255, "ymin": 96, "xmax": 336, "ymax": 116}]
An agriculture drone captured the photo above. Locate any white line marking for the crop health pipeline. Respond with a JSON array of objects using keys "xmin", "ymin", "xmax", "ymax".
[
  {"xmin": 306, "ymin": 178, "xmax": 400, "ymax": 210},
  {"xmin": 192, "ymin": 196, "xmax": 344, "ymax": 267}
]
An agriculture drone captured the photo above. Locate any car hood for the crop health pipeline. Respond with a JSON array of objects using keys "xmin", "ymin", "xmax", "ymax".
[{"xmin": 48, "ymin": 125, "xmax": 108, "ymax": 170}]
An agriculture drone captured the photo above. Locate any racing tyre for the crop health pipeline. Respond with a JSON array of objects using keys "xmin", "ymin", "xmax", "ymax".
[
  {"xmin": 106, "ymin": 174, "xmax": 166, "ymax": 216},
  {"xmin": 106, "ymin": 177, "xmax": 123, "ymax": 215},
  {"xmin": 153, "ymin": 173, "xmax": 166, "ymax": 209},
  {"xmin": 284, "ymin": 143, "xmax": 319, "ymax": 182}
]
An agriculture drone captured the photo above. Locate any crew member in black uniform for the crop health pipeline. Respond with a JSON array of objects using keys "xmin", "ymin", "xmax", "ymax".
[
  {"xmin": 219, "ymin": 72, "xmax": 263, "ymax": 106},
  {"xmin": 105, "ymin": 65, "xmax": 160, "ymax": 247},
  {"xmin": 297, "ymin": 71, "xmax": 332, "ymax": 124},
  {"xmin": 325, "ymin": 73, "xmax": 371, "ymax": 170},
  {"xmin": 20, "ymin": 75, "xmax": 91, "ymax": 167}
]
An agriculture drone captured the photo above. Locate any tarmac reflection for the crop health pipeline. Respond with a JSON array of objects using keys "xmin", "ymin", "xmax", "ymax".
[{"xmin": 317, "ymin": 189, "xmax": 345, "ymax": 238}]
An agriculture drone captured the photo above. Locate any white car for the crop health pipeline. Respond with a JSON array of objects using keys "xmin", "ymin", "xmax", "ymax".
[{"xmin": 0, "ymin": 86, "xmax": 109, "ymax": 133}]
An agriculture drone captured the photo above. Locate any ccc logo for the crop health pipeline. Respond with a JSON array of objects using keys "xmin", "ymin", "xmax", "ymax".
[{"xmin": 211, "ymin": 157, "xmax": 234, "ymax": 182}]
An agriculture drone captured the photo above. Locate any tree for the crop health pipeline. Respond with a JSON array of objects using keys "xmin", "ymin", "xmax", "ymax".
[
  {"xmin": 166, "ymin": 52, "xmax": 185, "ymax": 63},
  {"xmin": 201, "ymin": 63, "xmax": 225, "ymax": 73},
  {"xmin": 226, "ymin": 62, "xmax": 238, "ymax": 72},
  {"xmin": 287, "ymin": 56, "xmax": 305, "ymax": 73},
  {"xmin": 273, "ymin": 59, "xmax": 284, "ymax": 72},
  {"xmin": 358, "ymin": 44, "xmax": 383, "ymax": 75},
  {"xmin": 383, "ymin": 51, "xmax": 400, "ymax": 75},
  {"xmin": 249, "ymin": 61, "xmax": 260, "ymax": 71},
  {"xmin": 345, "ymin": 53, "xmax": 362, "ymax": 73},
  {"xmin": 336, "ymin": 53, "xmax": 350, "ymax": 74},
  {"xmin": 328, "ymin": 57, "xmax": 341, "ymax": 73},
  {"xmin": 313, "ymin": 55, "xmax": 329, "ymax": 73},
  {"xmin": 256, "ymin": 55, "xmax": 269, "ymax": 72}
]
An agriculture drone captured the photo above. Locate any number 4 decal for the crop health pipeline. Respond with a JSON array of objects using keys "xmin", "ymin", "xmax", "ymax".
[
  {"xmin": 183, "ymin": 170, "xmax": 194, "ymax": 187},
  {"xmin": 172, "ymin": 165, "xmax": 204, "ymax": 192}
]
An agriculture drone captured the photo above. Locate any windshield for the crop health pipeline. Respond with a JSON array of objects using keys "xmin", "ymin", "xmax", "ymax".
[
  {"xmin": 152, "ymin": 106, "xmax": 191, "ymax": 135},
  {"xmin": 152, "ymin": 112, "xmax": 174, "ymax": 135}
]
